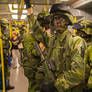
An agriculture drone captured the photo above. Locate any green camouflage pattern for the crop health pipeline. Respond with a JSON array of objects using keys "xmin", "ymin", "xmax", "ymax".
[
  {"xmin": 37, "ymin": 11, "xmax": 50, "ymax": 26},
  {"xmin": 77, "ymin": 20, "xmax": 92, "ymax": 90},
  {"xmin": 84, "ymin": 45, "xmax": 92, "ymax": 88},
  {"xmin": 55, "ymin": 36, "xmax": 87, "ymax": 92},
  {"xmin": 50, "ymin": 12, "xmax": 74, "ymax": 25},
  {"xmin": 22, "ymin": 33, "xmax": 44, "ymax": 92},
  {"xmin": 79, "ymin": 20, "xmax": 92, "ymax": 35},
  {"xmin": 28, "ymin": 13, "xmax": 87, "ymax": 92}
]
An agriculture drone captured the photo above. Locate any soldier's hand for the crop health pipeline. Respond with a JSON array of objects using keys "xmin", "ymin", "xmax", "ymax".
[
  {"xmin": 24, "ymin": 0, "xmax": 31, "ymax": 9},
  {"xmin": 27, "ymin": 7, "xmax": 33, "ymax": 15},
  {"xmin": 39, "ymin": 42, "xmax": 45, "ymax": 52}
]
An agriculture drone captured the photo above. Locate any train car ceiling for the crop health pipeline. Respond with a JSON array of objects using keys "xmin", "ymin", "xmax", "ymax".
[{"xmin": 0, "ymin": 0, "xmax": 92, "ymax": 21}]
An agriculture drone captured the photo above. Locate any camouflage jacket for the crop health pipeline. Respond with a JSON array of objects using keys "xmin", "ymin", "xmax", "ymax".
[
  {"xmin": 84, "ymin": 45, "xmax": 92, "ymax": 88},
  {"xmin": 22, "ymin": 33, "xmax": 41, "ymax": 67},
  {"xmin": 22, "ymin": 33, "xmax": 41, "ymax": 81},
  {"xmin": 28, "ymin": 14, "xmax": 87, "ymax": 92}
]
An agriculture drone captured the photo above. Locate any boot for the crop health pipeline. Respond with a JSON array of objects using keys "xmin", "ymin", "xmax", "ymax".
[
  {"xmin": 6, "ymin": 80, "xmax": 14, "ymax": 90},
  {"xmin": 6, "ymin": 85, "xmax": 15, "ymax": 90}
]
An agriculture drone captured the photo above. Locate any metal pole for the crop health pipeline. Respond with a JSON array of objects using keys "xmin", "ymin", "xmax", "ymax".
[{"xmin": 0, "ymin": 24, "xmax": 5, "ymax": 92}]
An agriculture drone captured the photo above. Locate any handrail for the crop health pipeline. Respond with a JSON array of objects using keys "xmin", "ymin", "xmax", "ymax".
[{"xmin": 12, "ymin": 0, "xmax": 26, "ymax": 10}]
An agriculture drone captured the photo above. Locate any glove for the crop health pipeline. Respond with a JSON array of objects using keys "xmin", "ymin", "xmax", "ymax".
[
  {"xmin": 24, "ymin": 0, "xmax": 31, "ymax": 9},
  {"xmin": 40, "ymin": 82, "xmax": 58, "ymax": 92}
]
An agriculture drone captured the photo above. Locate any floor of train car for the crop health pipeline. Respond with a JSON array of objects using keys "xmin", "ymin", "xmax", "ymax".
[{"xmin": 0, "ymin": 64, "xmax": 28, "ymax": 92}]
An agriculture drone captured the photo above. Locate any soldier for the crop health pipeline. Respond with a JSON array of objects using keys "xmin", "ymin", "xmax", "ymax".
[
  {"xmin": 24, "ymin": 1, "xmax": 87, "ymax": 92},
  {"xmin": 22, "ymin": 33, "xmax": 42, "ymax": 92},
  {"xmin": 84, "ymin": 45, "xmax": 92, "ymax": 92},
  {"xmin": 0, "ymin": 18, "xmax": 14, "ymax": 90},
  {"xmin": 22, "ymin": 11, "xmax": 51, "ymax": 92},
  {"xmin": 75, "ymin": 20, "xmax": 92, "ymax": 92},
  {"xmin": 50, "ymin": 4, "xmax": 87, "ymax": 92}
]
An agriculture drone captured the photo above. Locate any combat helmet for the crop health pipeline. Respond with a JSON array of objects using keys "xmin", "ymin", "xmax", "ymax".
[
  {"xmin": 79, "ymin": 20, "xmax": 92, "ymax": 35},
  {"xmin": 0, "ymin": 18, "xmax": 8, "ymax": 28},
  {"xmin": 50, "ymin": 3, "xmax": 74, "ymax": 25},
  {"xmin": 0, "ymin": 18, "xmax": 9, "ymax": 36},
  {"xmin": 37, "ymin": 11, "xmax": 50, "ymax": 28},
  {"xmin": 73, "ymin": 20, "xmax": 92, "ymax": 43}
]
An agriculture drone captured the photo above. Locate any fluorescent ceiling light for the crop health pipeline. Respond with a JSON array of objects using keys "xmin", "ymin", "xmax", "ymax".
[
  {"xmin": 12, "ymin": 15, "xmax": 18, "ymax": 19},
  {"xmin": 22, "ymin": 5, "xmax": 27, "ymax": 13},
  {"xmin": 8, "ymin": 4, "xmax": 18, "ymax": 13},
  {"xmin": 24, "ymin": 5, "xmax": 26, "ymax": 8},
  {"xmin": 21, "ymin": 15, "xmax": 27, "ymax": 19},
  {"xmin": 22, "ymin": 10, "xmax": 27, "ymax": 13},
  {"xmin": 13, "ymin": 4, "xmax": 18, "ymax": 8}
]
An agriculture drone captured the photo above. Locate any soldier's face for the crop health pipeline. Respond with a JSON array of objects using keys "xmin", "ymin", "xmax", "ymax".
[{"xmin": 53, "ymin": 14, "xmax": 68, "ymax": 32}]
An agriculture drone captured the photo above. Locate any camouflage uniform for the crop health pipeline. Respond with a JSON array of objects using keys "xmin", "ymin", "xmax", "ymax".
[
  {"xmin": 79, "ymin": 20, "xmax": 92, "ymax": 46},
  {"xmin": 85, "ymin": 46, "xmax": 92, "ymax": 89},
  {"xmin": 22, "ymin": 33, "xmax": 44, "ymax": 92},
  {"xmin": 78, "ymin": 20, "xmax": 92, "ymax": 91},
  {"xmin": 0, "ymin": 18, "xmax": 10, "ymax": 88},
  {"xmin": 55, "ymin": 35, "xmax": 87, "ymax": 92},
  {"xmin": 22, "ymin": 12, "xmax": 50, "ymax": 92},
  {"xmin": 27, "ymin": 4, "xmax": 87, "ymax": 92}
]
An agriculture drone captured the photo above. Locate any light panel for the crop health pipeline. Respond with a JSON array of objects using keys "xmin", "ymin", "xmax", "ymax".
[
  {"xmin": 8, "ymin": 4, "xmax": 18, "ymax": 13},
  {"xmin": 22, "ymin": 5, "xmax": 27, "ymax": 13},
  {"xmin": 12, "ymin": 15, "xmax": 18, "ymax": 19},
  {"xmin": 21, "ymin": 15, "xmax": 27, "ymax": 19}
]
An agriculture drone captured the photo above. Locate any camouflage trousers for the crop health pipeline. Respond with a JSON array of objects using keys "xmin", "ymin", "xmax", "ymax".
[
  {"xmin": 66, "ymin": 84, "xmax": 84, "ymax": 92},
  {"xmin": 24, "ymin": 67, "xmax": 44, "ymax": 92}
]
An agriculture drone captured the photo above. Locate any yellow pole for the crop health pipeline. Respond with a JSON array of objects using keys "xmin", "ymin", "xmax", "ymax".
[
  {"xmin": 30, "ymin": 0, "xmax": 32, "ymax": 3},
  {"xmin": 73, "ymin": 17, "xmax": 77, "ymax": 35},
  {"xmin": 9, "ymin": 21, "xmax": 12, "ymax": 55},
  {"xmin": 27, "ymin": 24, "xmax": 29, "ymax": 34},
  {"xmin": 44, "ymin": 0, "xmax": 47, "ymax": 12},
  {"xmin": 9, "ymin": 21, "xmax": 12, "ymax": 39},
  {"xmin": 0, "ymin": 24, "xmax": 5, "ymax": 92},
  {"xmin": 9, "ymin": 41, "xmax": 12, "ymax": 55},
  {"xmin": 21, "ymin": 0, "xmax": 24, "ymax": 9}
]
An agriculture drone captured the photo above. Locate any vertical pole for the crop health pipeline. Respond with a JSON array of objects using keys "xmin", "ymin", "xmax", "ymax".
[
  {"xmin": 44, "ymin": 0, "xmax": 47, "ymax": 12},
  {"xmin": 27, "ymin": 24, "xmax": 29, "ymax": 34},
  {"xmin": 21, "ymin": 0, "xmax": 24, "ymax": 9},
  {"xmin": 73, "ymin": 17, "xmax": 77, "ymax": 35},
  {"xmin": 0, "ymin": 24, "xmax": 5, "ymax": 92},
  {"xmin": 9, "ymin": 21, "xmax": 12, "ymax": 39}
]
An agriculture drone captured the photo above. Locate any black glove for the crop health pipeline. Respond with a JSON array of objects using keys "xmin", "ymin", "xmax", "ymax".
[
  {"xmin": 24, "ymin": 0, "xmax": 31, "ymax": 9},
  {"xmin": 83, "ymin": 87, "xmax": 92, "ymax": 92},
  {"xmin": 40, "ymin": 82, "xmax": 58, "ymax": 92}
]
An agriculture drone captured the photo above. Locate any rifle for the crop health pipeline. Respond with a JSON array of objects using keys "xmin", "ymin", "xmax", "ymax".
[{"xmin": 31, "ymin": 33, "xmax": 55, "ymax": 82}]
